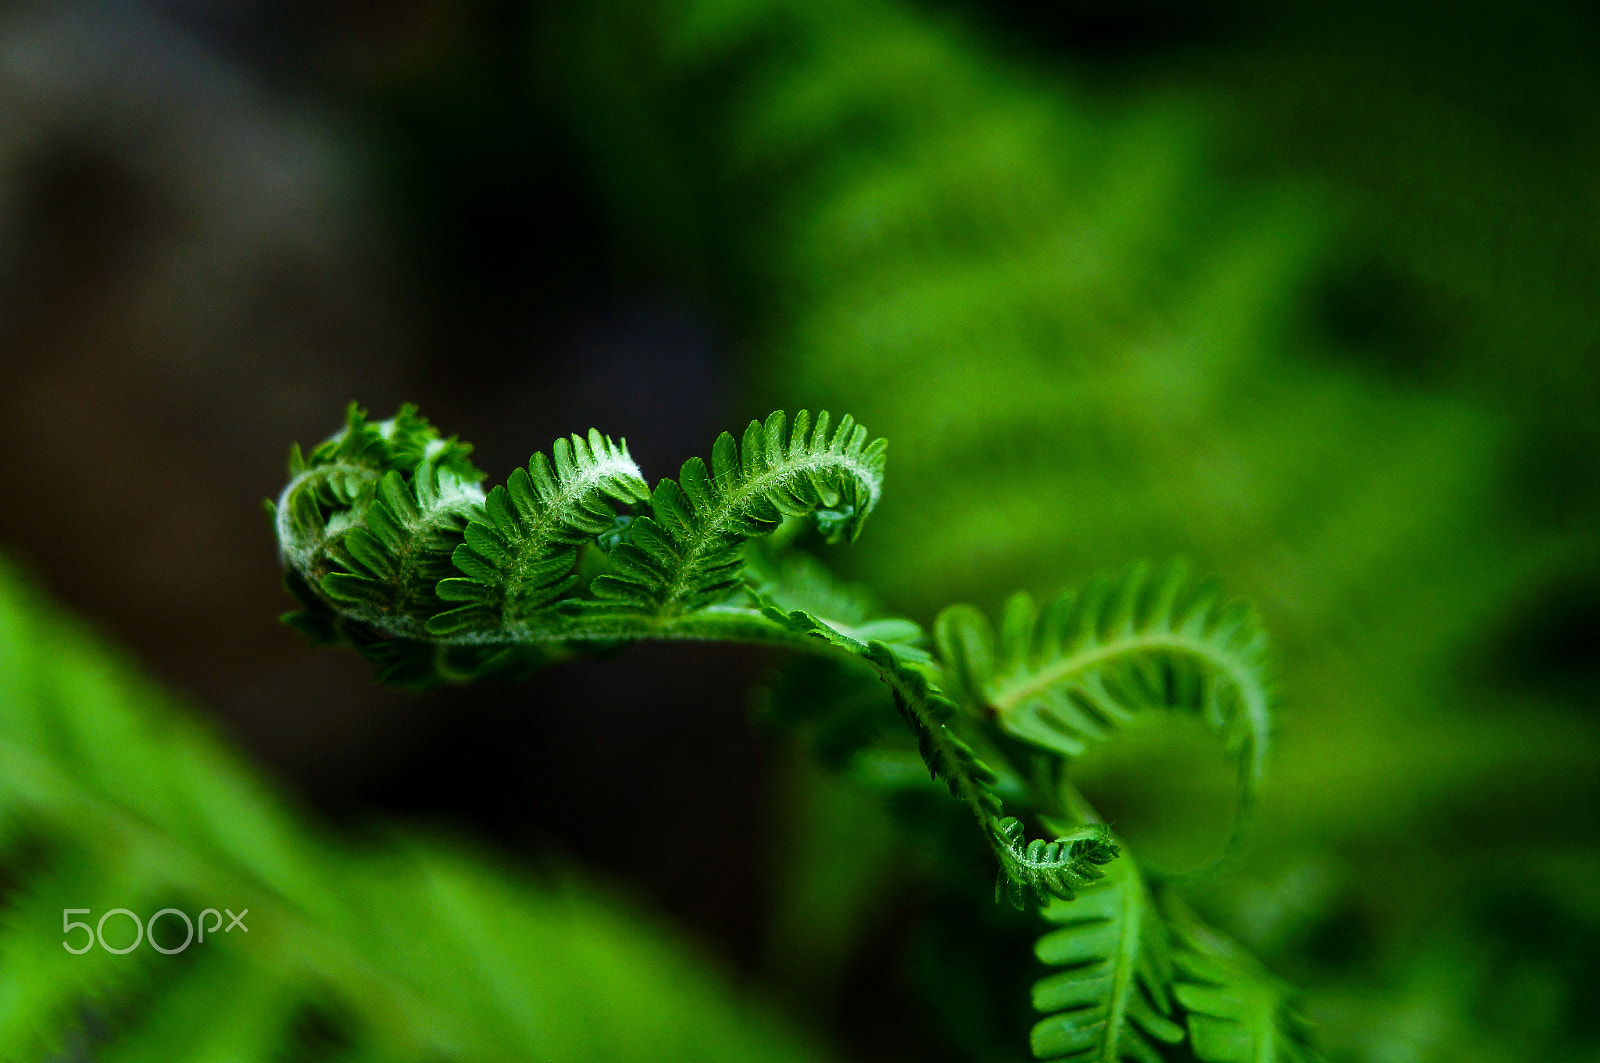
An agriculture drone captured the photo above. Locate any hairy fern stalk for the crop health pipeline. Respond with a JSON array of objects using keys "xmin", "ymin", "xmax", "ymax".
[{"xmin": 272, "ymin": 404, "xmax": 1317, "ymax": 1062}]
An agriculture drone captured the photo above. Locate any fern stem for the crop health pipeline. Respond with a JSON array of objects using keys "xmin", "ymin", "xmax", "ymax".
[
  {"xmin": 467, "ymin": 603, "xmax": 1033, "ymax": 884},
  {"xmin": 470, "ymin": 605, "xmax": 840, "ymax": 650}
]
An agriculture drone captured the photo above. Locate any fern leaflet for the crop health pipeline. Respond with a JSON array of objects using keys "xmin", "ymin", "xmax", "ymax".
[
  {"xmin": 592, "ymin": 410, "xmax": 886, "ymax": 613},
  {"xmin": 429, "ymin": 430, "xmax": 651, "ymax": 637},
  {"xmin": 1164, "ymin": 894, "xmax": 1319, "ymax": 1063},
  {"xmin": 744, "ymin": 543, "xmax": 927, "ymax": 661},
  {"xmin": 993, "ymin": 817, "xmax": 1120, "ymax": 910},
  {"xmin": 936, "ymin": 561, "xmax": 1272, "ymax": 806},
  {"xmin": 273, "ymin": 403, "xmax": 486, "ymax": 636},
  {"xmin": 1031, "ymin": 838, "xmax": 1184, "ymax": 1063}
]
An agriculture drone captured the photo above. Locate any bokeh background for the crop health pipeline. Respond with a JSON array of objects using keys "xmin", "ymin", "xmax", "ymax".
[{"xmin": 1, "ymin": 0, "xmax": 1598, "ymax": 1059}]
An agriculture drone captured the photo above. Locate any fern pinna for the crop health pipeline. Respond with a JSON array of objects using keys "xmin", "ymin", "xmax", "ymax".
[{"xmin": 272, "ymin": 404, "xmax": 1318, "ymax": 1062}]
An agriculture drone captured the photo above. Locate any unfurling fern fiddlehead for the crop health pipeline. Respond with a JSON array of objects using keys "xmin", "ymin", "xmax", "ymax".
[{"xmin": 272, "ymin": 404, "xmax": 1312, "ymax": 1062}]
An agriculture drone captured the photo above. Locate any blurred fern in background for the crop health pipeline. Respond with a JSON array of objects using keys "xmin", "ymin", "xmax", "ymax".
[{"xmin": 0, "ymin": 554, "xmax": 826, "ymax": 1062}]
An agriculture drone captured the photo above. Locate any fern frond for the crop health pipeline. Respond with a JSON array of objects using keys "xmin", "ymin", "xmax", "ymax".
[
  {"xmin": 1031, "ymin": 841, "xmax": 1185, "ymax": 1063},
  {"xmin": 273, "ymin": 406, "xmax": 1130, "ymax": 910},
  {"xmin": 1163, "ymin": 893, "xmax": 1319, "ymax": 1063},
  {"xmin": 754, "ymin": 595, "xmax": 1116, "ymax": 908},
  {"xmin": 428, "ymin": 430, "xmax": 651, "ymax": 638},
  {"xmin": 936, "ymin": 561, "xmax": 1272, "ymax": 801},
  {"xmin": 274, "ymin": 403, "xmax": 487, "ymax": 637},
  {"xmin": 272, "ymin": 405, "xmax": 571, "ymax": 687},
  {"xmin": 749, "ymin": 546, "xmax": 931, "ymax": 769},
  {"xmin": 993, "ymin": 818, "xmax": 1119, "ymax": 910},
  {"xmin": 755, "ymin": 596, "xmax": 999, "ymax": 805},
  {"xmin": 320, "ymin": 462, "xmax": 489, "ymax": 634},
  {"xmin": 592, "ymin": 410, "xmax": 886, "ymax": 613}
]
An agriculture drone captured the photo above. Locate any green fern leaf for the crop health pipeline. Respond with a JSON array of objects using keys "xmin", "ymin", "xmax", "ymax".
[
  {"xmin": 1031, "ymin": 842, "xmax": 1185, "ymax": 1063},
  {"xmin": 1164, "ymin": 895, "xmax": 1319, "ymax": 1063},
  {"xmin": 993, "ymin": 818, "xmax": 1119, "ymax": 910},
  {"xmin": 936, "ymin": 561, "xmax": 1272, "ymax": 802},
  {"xmin": 1172, "ymin": 954, "xmax": 1316, "ymax": 1063},
  {"xmin": 754, "ymin": 596, "xmax": 996, "ymax": 799},
  {"xmin": 320, "ymin": 461, "xmax": 488, "ymax": 633},
  {"xmin": 754, "ymin": 594, "xmax": 1117, "ymax": 909},
  {"xmin": 274, "ymin": 403, "xmax": 487, "ymax": 637},
  {"xmin": 592, "ymin": 410, "xmax": 886, "ymax": 614},
  {"xmin": 428, "ymin": 430, "xmax": 651, "ymax": 637}
]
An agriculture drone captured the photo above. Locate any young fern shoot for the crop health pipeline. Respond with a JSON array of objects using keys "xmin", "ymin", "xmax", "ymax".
[
  {"xmin": 272, "ymin": 404, "xmax": 1108, "ymax": 906},
  {"xmin": 272, "ymin": 404, "xmax": 1315, "ymax": 1063}
]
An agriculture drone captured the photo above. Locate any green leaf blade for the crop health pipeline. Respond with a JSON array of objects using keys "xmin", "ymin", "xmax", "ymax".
[{"xmin": 592, "ymin": 411, "xmax": 886, "ymax": 614}]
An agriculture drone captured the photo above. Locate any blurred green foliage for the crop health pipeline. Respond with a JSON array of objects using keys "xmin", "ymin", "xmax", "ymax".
[{"xmin": 0, "ymin": 555, "xmax": 825, "ymax": 1062}]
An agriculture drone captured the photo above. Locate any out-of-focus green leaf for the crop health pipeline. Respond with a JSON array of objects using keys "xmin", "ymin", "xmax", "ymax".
[{"xmin": 0, "ymin": 553, "xmax": 825, "ymax": 1063}]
